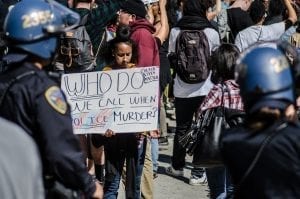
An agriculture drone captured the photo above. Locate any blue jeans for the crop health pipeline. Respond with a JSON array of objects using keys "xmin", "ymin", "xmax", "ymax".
[
  {"xmin": 103, "ymin": 134, "xmax": 138, "ymax": 199},
  {"xmin": 104, "ymin": 173, "xmax": 122, "ymax": 199},
  {"xmin": 206, "ymin": 167, "xmax": 233, "ymax": 199},
  {"xmin": 151, "ymin": 138, "xmax": 159, "ymax": 172},
  {"xmin": 135, "ymin": 136, "xmax": 147, "ymax": 199}
]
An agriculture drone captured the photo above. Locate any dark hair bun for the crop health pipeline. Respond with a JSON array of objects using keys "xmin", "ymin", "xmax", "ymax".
[{"xmin": 116, "ymin": 25, "xmax": 131, "ymax": 41}]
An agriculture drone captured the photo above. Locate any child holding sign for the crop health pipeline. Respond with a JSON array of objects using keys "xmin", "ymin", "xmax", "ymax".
[{"xmin": 92, "ymin": 25, "xmax": 140, "ymax": 199}]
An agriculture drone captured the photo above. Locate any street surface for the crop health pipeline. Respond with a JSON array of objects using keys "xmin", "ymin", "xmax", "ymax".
[{"xmin": 118, "ymin": 108, "xmax": 209, "ymax": 199}]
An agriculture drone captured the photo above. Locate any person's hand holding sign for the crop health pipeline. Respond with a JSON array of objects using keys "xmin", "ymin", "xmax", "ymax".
[{"xmin": 104, "ymin": 129, "xmax": 115, "ymax": 137}]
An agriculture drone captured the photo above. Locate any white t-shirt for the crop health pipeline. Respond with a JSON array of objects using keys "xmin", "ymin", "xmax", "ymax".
[
  {"xmin": 168, "ymin": 27, "xmax": 220, "ymax": 98},
  {"xmin": 235, "ymin": 22, "xmax": 286, "ymax": 52}
]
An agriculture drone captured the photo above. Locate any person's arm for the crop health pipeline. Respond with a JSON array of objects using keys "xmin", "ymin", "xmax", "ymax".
[
  {"xmin": 207, "ymin": 0, "xmax": 221, "ymax": 21},
  {"xmin": 234, "ymin": 33, "xmax": 244, "ymax": 52},
  {"xmin": 154, "ymin": 0, "xmax": 169, "ymax": 44},
  {"xmin": 147, "ymin": 4, "xmax": 155, "ymax": 25},
  {"xmin": 285, "ymin": 0, "xmax": 297, "ymax": 28}
]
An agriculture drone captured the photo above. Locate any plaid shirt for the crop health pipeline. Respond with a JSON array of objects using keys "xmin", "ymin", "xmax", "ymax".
[{"xmin": 198, "ymin": 80, "xmax": 244, "ymax": 114}]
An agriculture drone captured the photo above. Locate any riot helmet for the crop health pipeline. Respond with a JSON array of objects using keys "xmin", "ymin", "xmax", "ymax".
[
  {"xmin": 236, "ymin": 42, "xmax": 295, "ymax": 113},
  {"xmin": 3, "ymin": 0, "xmax": 80, "ymax": 59}
]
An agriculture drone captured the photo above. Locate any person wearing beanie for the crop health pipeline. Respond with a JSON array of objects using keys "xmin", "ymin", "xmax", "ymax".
[
  {"xmin": 119, "ymin": 0, "xmax": 147, "ymax": 18},
  {"xmin": 119, "ymin": 0, "xmax": 160, "ymax": 67}
]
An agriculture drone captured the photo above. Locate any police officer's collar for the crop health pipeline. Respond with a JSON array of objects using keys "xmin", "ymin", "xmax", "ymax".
[{"xmin": 2, "ymin": 52, "xmax": 28, "ymax": 65}]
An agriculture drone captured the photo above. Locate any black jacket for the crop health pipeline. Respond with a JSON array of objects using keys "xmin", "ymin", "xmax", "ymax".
[{"xmin": 221, "ymin": 120, "xmax": 300, "ymax": 199}]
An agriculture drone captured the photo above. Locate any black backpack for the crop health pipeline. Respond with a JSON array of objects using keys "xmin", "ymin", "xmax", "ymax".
[
  {"xmin": 174, "ymin": 30, "xmax": 210, "ymax": 84},
  {"xmin": 56, "ymin": 14, "xmax": 95, "ymax": 73}
]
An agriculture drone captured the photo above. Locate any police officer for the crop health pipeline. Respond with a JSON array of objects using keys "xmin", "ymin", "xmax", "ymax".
[
  {"xmin": 220, "ymin": 43, "xmax": 300, "ymax": 198},
  {"xmin": 0, "ymin": 0, "xmax": 102, "ymax": 198}
]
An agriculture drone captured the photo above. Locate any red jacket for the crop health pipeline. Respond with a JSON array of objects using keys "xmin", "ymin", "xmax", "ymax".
[{"xmin": 130, "ymin": 18, "xmax": 160, "ymax": 67}]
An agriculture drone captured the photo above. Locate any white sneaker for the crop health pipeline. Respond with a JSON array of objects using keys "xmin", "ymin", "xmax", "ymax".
[
  {"xmin": 189, "ymin": 173, "xmax": 207, "ymax": 185},
  {"xmin": 165, "ymin": 166, "xmax": 184, "ymax": 177}
]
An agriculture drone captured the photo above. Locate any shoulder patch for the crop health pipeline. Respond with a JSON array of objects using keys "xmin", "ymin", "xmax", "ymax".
[{"xmin": 45, "ymin": 86, "xmax": 67, "ymax": 114}]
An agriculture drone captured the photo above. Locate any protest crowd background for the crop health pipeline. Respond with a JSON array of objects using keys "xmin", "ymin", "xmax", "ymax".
[{"xmin": 1, "ymin": 0, "xmax": 300, "ymax": 198}]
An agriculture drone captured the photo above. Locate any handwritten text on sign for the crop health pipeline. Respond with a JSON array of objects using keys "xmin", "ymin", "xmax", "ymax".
[{"xmin": 61, "ymin": 66, "xmax": 159, "ymax": 134}]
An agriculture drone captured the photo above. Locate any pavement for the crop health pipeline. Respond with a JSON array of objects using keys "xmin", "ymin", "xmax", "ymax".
[{"xmin": 118, "ymin": 106, "xmax": 209, "ymax": 199}]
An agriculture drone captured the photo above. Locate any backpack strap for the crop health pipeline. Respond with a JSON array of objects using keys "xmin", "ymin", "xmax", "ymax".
[
  {"xmin": 217, "ymin": 9, "xmax": 234, "ymax": 43},
  {"xmin": 65, "ymin": 43, "xmax": 73, "ymax": 68},
  {"xmin": 64, "ymin": 13, "xmax": 92, "ymax": 69},
  {"xmin": 93, "ymin": 30, "xmax": 106, "ymax": 64},
  {"xmin": 79, "ymin": 14, "xmax": 89, "ymax": 26},
  {"xmin": 78, "ymin": 13, "xmax": 106, "ymax": 67},
  {"xmin": 224, "ymin": 9, "xmax": 234, "ymax": 43}
]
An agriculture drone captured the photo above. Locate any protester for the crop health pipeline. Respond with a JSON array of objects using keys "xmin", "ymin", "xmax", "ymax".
[
  {"xmin": 118, "ymin": 1, "xmax": 160, "ymax": 197},
  {"xmin": 118, "ymin": 0, "xmax": 160, "ymax": 67},
  {"xmin": 221, "ymin": 0, "xmax": 253, "ymax": 42},
  {"xmin": 234, "ymin": 0, "xmax": 297, "ymax": 52},
  {"xmin": 92, "ymin": 25, "xmax": 139, "ymax": 199},
  {"xmin": 198, "ymin": 43, "xmax": 243, "ymax": 199},
  {"xmin": 68, "ymin": 0, "xmax": 124, "ymax": 69},
  {"xmin": 221, "ymin": 43, "xmax": 300, "ymax": 198},
  {"xmin": 263, "ymin": 0, "xmax": 284, "ymax": 25},
  {"xmin": 0, "ymin": 1, "xmax": 102, "ymax": 198},
  {"xmin": 166, "ymin": 0, "xmax": 220, "ymax": 186},
  {"xmin": 147, "ymin": 0, "xmax": 171, "ymax": 176},
  {"xmin": 67, "ymin": 0, "xmax": 127, "ymax": 184}
]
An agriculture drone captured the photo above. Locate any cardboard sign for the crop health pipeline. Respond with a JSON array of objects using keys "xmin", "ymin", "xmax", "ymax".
[{"xmin": 61, "ymin": 66, "xmax": 159, "ymax": 134}]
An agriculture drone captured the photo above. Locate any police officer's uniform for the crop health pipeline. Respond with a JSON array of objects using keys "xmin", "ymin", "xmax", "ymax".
[
  {"xmin": 0, "ymin": 59, "xmax": 96, "ymax": 197},
  {"xmin": 221, "ymin": 121, "xmax": 300, "ymax": 198},
  {"xmin": 0, "ymin": 0, "xmax": 97, "ymax": 197}
]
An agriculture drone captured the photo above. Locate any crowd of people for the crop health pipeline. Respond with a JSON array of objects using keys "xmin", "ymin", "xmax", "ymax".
[{"xmin": 1, "ymin": 0, "xmax": 300, "ymax": 198}]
